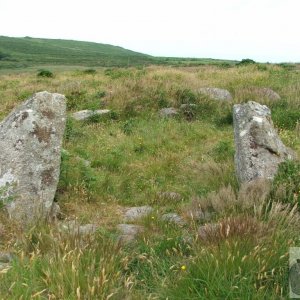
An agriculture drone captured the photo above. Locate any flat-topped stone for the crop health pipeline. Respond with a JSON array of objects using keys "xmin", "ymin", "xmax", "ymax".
[{"xmin": 72, "ymin": 109, "xmax": 110, "ymax": 121}]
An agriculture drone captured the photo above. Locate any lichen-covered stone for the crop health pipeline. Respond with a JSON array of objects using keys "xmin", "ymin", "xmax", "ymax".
[
  {"xmin": 72, "ymin": 109, "xmax": 110, "ymax": 121},
  {"xmin": 161, "ymin": 213, "xmax": 185, "ymax": 225},
  {"xmin": 198, "ymin": 88, "xmax": 232, "ymax": 101},
  {"xmin": 159, "ymin": 108, "xmax": 178, "ymax": 118},
  {"xmin": 0, "ymin": 91, "xmax": 66, "ymax": 224},
  {"xmin": 124, "ymin": 206, "xmax": 153, "ymax": 221},
  {"xmin": 233, "ymin": 101, "xmax": 294, "ymax": 183},
  {"xmin": 117, "ymin": 224, "xmax": 144, "ymax": 243}
]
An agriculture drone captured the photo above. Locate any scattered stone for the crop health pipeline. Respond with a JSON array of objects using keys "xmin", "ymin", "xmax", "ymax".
[
  {"xmin": 124, "ymin": 206, "xmax": 153, "ymax": 221},
  {"xmin": 0, "ymin": 223, "xmax": 4, "ymax": 237},
  {"xmin": 233, "ymin": 101, "xmax": 294, "ymax": 182},
  {"xmin": 117, "ymin": 224, "xmax": 144, "ymax": 243},
  {"xmin": 161, "ymin": 213, "xmax": 185, "ymax": 225},
  {"xmin": 198, "ymin": 88, "xmax": 232, "ymax": 101},
  {"xmin": 255, "ymin": 88, "xmax": 281, "ymax": 101},
  {"xmin": 80, "ymin": 158, "xmax": 91, "ymax": 167},
  {"xmin": 198, "ymin": 223, "xmax": 220, "ymax": 241},
  {"xmin": 0, "ymin": 91, "xmax": 66, "ymax": 224},
  {"xmin": 158, "ymin": 192, "xmax": 182, "ymax": 202},
  {"xmin": 72, "ymin": 109, "xmax": 110, "ymax": 121},
  {"xmin": 60, "ymin": 221, "xmax": 99, "ymax": 236},
  {"xmin": 188, "ymin": 210, "xmax": 212, "ymax": 222},
  {"xmin": 0, "ymin": 263, "xmax": 11, "ymax": 272},
  {"xmin": 159, "ymin": 107, "xmax": 178, "ymax": 118},
  {"xmin": 0, "ymin": 252, "xmax": 13, "ymax": 263},
  {"xmin": 180, "ymin": 103, "xmax": 198, "ymax": 109}
]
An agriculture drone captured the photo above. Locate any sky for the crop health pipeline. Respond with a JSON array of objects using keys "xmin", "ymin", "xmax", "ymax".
[{"xmin": 0, "ymin": 0, "xmax": 299, "ymax": 62}]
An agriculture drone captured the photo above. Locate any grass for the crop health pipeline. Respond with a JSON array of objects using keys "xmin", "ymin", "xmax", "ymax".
[{"xmin": 0, "ymin": 63, "xmax": 300, "ymax": 298}]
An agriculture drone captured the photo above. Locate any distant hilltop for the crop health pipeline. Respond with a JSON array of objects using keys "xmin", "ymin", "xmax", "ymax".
[
  {"xmin": 0, "ymin": 35, "xmax": 155, "ymax": 69},
  {"xmin": 0, "ymin": 36, "xmax": 238, "ymax": 69}
]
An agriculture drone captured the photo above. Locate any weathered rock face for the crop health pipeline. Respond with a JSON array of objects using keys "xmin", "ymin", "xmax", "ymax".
[
  {"xmin": 233, "ymin": 101, "xmax": 294, "ymax": 183},
  {"xmin": 0, "ymin": 91, "xmax": 66, "ymax": 223},
  {"xmin": 198, "ymin": 88, "xmax": 232, "ymax": 101}
]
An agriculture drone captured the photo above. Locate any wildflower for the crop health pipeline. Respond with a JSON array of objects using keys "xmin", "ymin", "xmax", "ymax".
[{"xmin": 181, "ymin": 265, "xmax": 186, "ymax": 271}]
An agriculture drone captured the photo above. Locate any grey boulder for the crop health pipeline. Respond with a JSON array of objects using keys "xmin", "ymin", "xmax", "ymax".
[
  {"xmin": 159, "ymin": 108, "xmax": 178, "ymax": 118},
  {"xmin": 161, "ymin": 213, "xmax": 185, "ymax": 225},
  {"xmin": 233, "ymin": 101, "xmax": 294, "ymax": 183},
  {"xmin": 198, "ymin": 88, "xmax": 232, "ymax": 101},
  {"xmin": 72, "ymin": 109, "xmax": 110, "ymax": 121},
  {"xmin": 255, "ymin": 88, "xmax": 281, "ymax": 101},
  {"xmin": 124, "ymin": 206, "xmax": 153, "ymax": 221},
  {"xmin": 0, "ymin": 91, "xmax": 66, "ymax": 224},
  {"xmin": 117, "ymin": 224, "xmax": 144, "ymax": 243}
]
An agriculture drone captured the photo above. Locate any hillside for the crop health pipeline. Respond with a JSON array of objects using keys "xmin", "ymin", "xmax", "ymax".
[
  {"xmin": 0, "ymin": 36, "xmax": 156, "ymax": 68},
  {"xmin": 0, "ymin": 36, "xmax": 238, "ymax": 69}
]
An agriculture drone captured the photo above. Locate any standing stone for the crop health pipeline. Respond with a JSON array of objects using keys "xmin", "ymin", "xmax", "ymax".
[
  {"xmin": 198, "ymin": 88, "xmax": 232, "ymax": 101},
  {"xmin": 0, "ymin": 91, "xmax": 66, "ymax": 223},
  {"xmin": 233, "ymin": 101, "xmax": 294, "ymax": 183}
]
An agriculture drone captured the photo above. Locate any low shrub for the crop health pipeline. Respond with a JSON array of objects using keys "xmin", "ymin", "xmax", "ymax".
[
  {"xmin": 37, "ymin": 69, "xmax": 54, "ymax": 78},
  {"xmin": 237, "ymin": 58, "xmax": 256, "ymax": 66},
  {"xmin": 83, "ymin": 68, "xmax": 97, "ymax": 74}
]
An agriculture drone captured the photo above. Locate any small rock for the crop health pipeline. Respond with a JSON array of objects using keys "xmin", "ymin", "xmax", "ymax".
[
  {"xmin": 117, "ymin": 224, "xmax": 144, "ymax": 243},
  {"xmin": 198, "ymin": 88, "xmax": 232, "ymax": 101},
  {"xmin": 198, "ymin": 223, "xmax": 220, "ymax": 241},
  {"xmin": 124, "ymin": 206, "xmax": 153, "ymax": 221},
  {"xmin": 60, "ymin": 221, "xmax": 99, "ymax": 236},
  {"xmin": 72, "ymin": 109, "xmax": 110, "ymax": 121},
  {"xmin": 159, "ymin": 108, "xmax": 178, "ymax": 118},
  {"xmin": 0, "ymin": 252, "xmax": 13, "ymax": 263},
  {"xmin": 0, "ymin": 262, "xmax": 11, "ymax": 272},
  {"xmin": 188, "ymin": 210, "xmax": 212, "ymax": 222},
  {"xmin": 180, "ymin": 103, "xmax": 198, "ymax": 109},
  {"xmin": 161, "ymin": 213, "xmax": 185, "ymax": 225},
  {"xmin": 49, "ymin": 202, "xmax": 61, "ymax": 220},
  {"xmin": 158, "ymin": 192, "xmax": 182, "ymax": 202},
  {"xmin": 0, "ymin": 223, "xmax": 4, "ymax": 237},
  {"xmin": 256, "ymin": 88, "xmax": 281, "ymax": 101},
  {"xmin": 80, "ymin": 159, "xmax": 91, "ymax": 167}
]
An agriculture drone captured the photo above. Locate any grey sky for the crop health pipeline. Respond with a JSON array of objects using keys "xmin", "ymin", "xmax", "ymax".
[{"xmin": 1, "ymin": 0, "xmax": 299, "ymax": 62}]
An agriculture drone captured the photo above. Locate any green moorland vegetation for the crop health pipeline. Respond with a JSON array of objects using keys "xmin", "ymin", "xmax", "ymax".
[
  {"xmin": 0, "ymin": 36, "xmax": 238, "ymax": 69},
  {"xmin": 0, "ymin": 63, "xmax": 300, "ymax": 299}
]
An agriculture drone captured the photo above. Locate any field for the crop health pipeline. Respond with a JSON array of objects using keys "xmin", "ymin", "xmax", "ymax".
[{"xmin": 0, "ymin": 63, "xmax": 300, "ymax": 299}]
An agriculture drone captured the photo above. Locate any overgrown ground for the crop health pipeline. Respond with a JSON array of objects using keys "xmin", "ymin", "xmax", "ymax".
[{"xmin": 0, "ymin": 64, "xmax": 300, "ymax": 299}]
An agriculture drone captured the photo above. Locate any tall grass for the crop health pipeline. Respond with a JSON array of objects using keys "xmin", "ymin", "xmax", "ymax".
[{"xmin": 0, "ymin": 64, "xmax": 299, "ymax": 298}]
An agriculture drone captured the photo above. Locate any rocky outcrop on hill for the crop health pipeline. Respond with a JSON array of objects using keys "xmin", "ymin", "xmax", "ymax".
[
  {"xmin": 233, "ymin": 101, "xmax": 294, "ymax": 183},
  {"xmin": 0, "ymin": 91, "xmax": 66, "ymax": 224}
]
